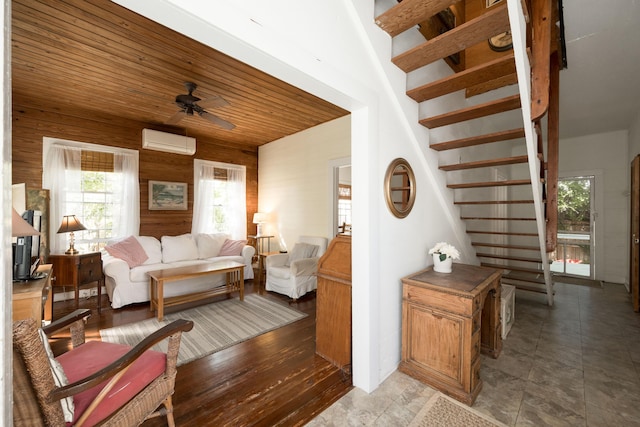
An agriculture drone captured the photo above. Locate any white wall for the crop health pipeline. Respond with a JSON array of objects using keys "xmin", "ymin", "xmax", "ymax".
[
  {"xmin": 258, "ymin": 116, "xmax": 351, "ymax": 249},
  {"xmin": 114, "ymin": 0, "xmax": 478, "ymax": 392},
  {"xmin": 559, "ymin": 130, "xmax": 629, "ymax": 284}
]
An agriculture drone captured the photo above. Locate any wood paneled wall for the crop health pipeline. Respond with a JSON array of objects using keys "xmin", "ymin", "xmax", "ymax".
[{"xmin": 12, "ymin": 95, "xmax": 258, "ymax": 239}]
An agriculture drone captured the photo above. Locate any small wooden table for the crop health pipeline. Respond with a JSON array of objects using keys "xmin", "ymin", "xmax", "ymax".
[
  {"xmin": 257, "ymin": 251, "xmax": 280, "ymax": 292},
  {"xmin": 13, "ymin": 264, "xmax": 53, "ymax": 325},
  {"xmin": 400, "ymin": 264, "xmax": 502, "ymax": 405},
  {"xmin": 49, "ymin": 252, "xmax": 104, "ymax": 313},
  {"xmin": 148, "ymin": 261, "xmax": 244, "ymax": 320}
]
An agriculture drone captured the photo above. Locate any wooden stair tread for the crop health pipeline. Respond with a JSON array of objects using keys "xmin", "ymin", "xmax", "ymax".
[
  {"xmin": 468, "ymin": 230, "xmax": 538, "ymax": 237},
  {"xmin": 430, "ymin": 128, "xmax": 525, "ymax": 151},
  {"xmin": 455, "ymin": 199, "xmax": 534, "ymax": 205},
  {"xmin": 420, "ymin": 94, "xmax": 521, "ymax": 129},
  {"xmin": 472, "ymin": 242, "xmax": 540, "ymax": 251},
  {"xmin": 392, "ymin": 3, "xmax": 511, "ymax": 72},
  {"xmin": 504, "ymin": 281, "xmax": 552, "ymax": 294},
  {"xmin": 481, "ymin": 262, "xmax": 544, "ymax": 275},
  {"xmin": 408, "ymin": 53, "xmax": 516, "ymax": 102},
  {"xmin": 374, "ymin": 0, "xmax": 461, "ymax": 38},
  {"xmin": 447, "ymin": 178, "xmax": 531, "ymax": 189},
  {"xmin": 440, "ymin": 155, "xmax": 528, "ymax": 171},
  {"xmin": 503, "ymin": 273, "xmax": 546, "ymax": 284},
  {"xmin": 463, "ymin": 216, "xmax": 536, "ymax": 221},
  {"xmin": 477, "ymin": 253, "xmax": 542, "ymax": 263}
]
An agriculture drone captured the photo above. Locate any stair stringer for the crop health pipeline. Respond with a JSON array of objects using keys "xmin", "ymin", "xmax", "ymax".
[{"xmin": 508, "ymin": 0, "xmax": 553, "ymax": 306}]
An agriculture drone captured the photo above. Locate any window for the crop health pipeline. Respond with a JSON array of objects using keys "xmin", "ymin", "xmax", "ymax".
[
  {"xmin": 338, "ymin": 184, "xmax": 352, "ymax": 233},
  {"xmin": 43, "ymin": 138, "xmax": 140, "ymax": 254},
  {"xmin": 192, "ymin": 159, "xmax": 246, "ymax": 239}
]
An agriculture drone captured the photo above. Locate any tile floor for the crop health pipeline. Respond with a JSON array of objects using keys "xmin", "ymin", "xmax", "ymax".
[{"xmin": 307, "ymin": 281, "xmax": 640, "ymax": 426}]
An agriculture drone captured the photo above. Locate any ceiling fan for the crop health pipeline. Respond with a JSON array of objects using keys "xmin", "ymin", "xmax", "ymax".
[{"xmin": 165, "ymin": 82, "xmax": 235, "ymax": 130}]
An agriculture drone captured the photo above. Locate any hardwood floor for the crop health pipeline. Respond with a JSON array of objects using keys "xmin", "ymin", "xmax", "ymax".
[{"xmin": 50, "ymin": 280, "xmax": 353, "ymax": 426}]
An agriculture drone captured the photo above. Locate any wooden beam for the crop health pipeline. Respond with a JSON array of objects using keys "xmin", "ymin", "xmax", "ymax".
[
  {"xmin": 545, "ymin": 50, "xmax": 560, "ymax": 253},
  {"xmin": 375, "ymin": 0, "xmax": 462, "ymax": 37},
  {"xmin": 531, "ymin": 0, "xmax": 552, "ymax": 120},
  {"xmin": 407, "ymin": 53, "xmax": 516, "ymax": 102},
  {"xmin": 392, "ymin": 3, "xmax": 511, "ymax": 72},
  {"xmin": 420, "ymin": 94, "xmax": 521, "ymax": 128}
]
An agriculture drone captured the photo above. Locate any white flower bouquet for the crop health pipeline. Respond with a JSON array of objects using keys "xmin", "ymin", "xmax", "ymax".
[{"xmin": 428, "ymin": 242, "xmax": 460, "ymax": 262}]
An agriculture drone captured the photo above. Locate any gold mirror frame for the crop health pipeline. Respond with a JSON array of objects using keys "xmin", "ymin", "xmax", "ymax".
[{"xmin": 384, "ymin": 158, "xmax": 416, "ymax": 218}]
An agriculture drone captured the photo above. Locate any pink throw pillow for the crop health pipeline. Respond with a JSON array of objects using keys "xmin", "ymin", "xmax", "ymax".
[
  {"xmin": 218, "ymin": 239, "xmax": 247, "ymax": 256},
  {"xmin": 105, "ymin": 236, "xmax": 149, "ymax": 268}
]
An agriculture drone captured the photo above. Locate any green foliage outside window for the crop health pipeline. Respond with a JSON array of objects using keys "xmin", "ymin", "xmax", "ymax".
[{"xmin": 557, "ymin": 178, "xmax": 591, "ymax": 232}]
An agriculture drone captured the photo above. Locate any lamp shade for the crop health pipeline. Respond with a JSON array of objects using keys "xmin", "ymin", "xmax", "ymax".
[
  {"xmin": 12, "ymin": 208, "xmax": 40, "ymax": 237},
  {"xmin": 57, "ymin": 215, "xmax": 87, "ymax": 234},
  {"xmin": 252, "ymin": 212, "xmax": 268, "ymax": 224}
]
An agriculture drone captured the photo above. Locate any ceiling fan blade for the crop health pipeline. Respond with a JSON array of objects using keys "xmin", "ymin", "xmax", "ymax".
[
  {"xmin": 200, "ymin": 111, "xmax": 236, "ymax": 130},
  {"xmin": 197, "ymin": 95, "xmax": 230, "ymax": 109},
  {"xmin": 166, "ymin": 110, "xmax": 186, "ymax": 125}
]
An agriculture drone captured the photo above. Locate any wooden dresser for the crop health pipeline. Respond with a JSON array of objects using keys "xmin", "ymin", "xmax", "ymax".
[
  {"xmin": 49, "ymin": 252, "xmax": 104, "ymax": 311},
  {"xmin": 12, "ymin": 264, "xmax": 53, "ymax": 324},
  {"xmin": 400, "ymin": 264, "xmax": 502, "ymax": 405},
  {"xmin": 316, "ymin": 235, "xmax": 352, "ymax": 374}
]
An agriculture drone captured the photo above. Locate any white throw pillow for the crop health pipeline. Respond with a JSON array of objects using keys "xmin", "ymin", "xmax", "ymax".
[
  {"xmin": 136, "ymin": 236, "xmax": 163, "ymax": 265},
  {"xmin": 196, "ymin": 233, "xmax": 229, "ymax": 259},
  {"xmin": 161, "ymin": 234, "xmax": 199, "ymax": 263},
  {"xmin": 285, "ymin": 243, "xmax": 319, "ymax": 267},
  {"xmin": 38, "ymin": 328, "xmax": 74, "ymax": 423}
]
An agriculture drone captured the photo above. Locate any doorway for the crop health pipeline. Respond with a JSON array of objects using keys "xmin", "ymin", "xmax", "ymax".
[
  {"xmin": 329, "ymin": 158, "xmax": 351, "ymax": 237},
  {"xmin": 549, "ymin": 176, "xmax": 595, "ymax": 278},
  {"xmin": 630, "ymin": 156, "xmax": 640, "ymax": 311}
]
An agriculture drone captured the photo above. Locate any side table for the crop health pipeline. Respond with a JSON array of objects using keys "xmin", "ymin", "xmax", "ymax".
[
  {"xmin": 257, "ymin": 251, "xmax": 281, "ymax": 292},
  {"xmin": 49, "ymin": 252, "xmax": 104, "ymax": 313}
]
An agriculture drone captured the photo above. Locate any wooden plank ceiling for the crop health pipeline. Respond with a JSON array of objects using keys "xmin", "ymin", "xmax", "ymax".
[{"xmin": 11, "ymin": 0, "xmax": 349, "ymax": 148}]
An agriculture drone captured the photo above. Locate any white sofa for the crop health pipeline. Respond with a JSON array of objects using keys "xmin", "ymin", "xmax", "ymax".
[{"xmin": 102, "ymin": 233, "xmax": 255, "ymax": 309}]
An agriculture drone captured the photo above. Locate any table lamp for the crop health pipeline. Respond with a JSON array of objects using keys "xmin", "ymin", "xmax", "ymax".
[
  {"xmin": 252, "ymin": 212, "xmax": 268, "ymax": 237},
  {"xmin": 57, "ymin": 215, "xmax": 86, "ymax": 254}
]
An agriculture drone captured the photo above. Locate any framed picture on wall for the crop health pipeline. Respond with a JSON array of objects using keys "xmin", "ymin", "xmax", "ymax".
[{"xmin": 148, "ymin": 180, "xmax": 188, "ymax": 210}]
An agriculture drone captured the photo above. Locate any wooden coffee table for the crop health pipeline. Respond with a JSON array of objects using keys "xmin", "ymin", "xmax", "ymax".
[{"xmin": 148, "ymin": 260, "xmax": 244, "ymax": 320}]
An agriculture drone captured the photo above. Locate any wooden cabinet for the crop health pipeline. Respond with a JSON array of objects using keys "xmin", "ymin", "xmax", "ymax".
[
  {"xmin": 400, "ymin": 264, "xmax": 501, "ymax": 405},
  {"xmin": 316, "ymin": 235, "xmax": 352, "ymax": 374},
  {"xmin": 49, "ymin": 252, "xmax": 103, "ymax": 311},
  {"xmin": 12, "ymin": 264, "xmax": 53, "ymax": 324}
]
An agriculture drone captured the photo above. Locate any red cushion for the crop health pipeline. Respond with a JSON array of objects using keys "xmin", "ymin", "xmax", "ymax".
[{"xmin": 57, "ymin": 340, "xmax": 166, "ymax": 426}]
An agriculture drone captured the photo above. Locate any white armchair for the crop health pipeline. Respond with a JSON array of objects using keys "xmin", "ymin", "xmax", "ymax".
[{"xmin": 265, "ymin": 236, "xmax": 329, "ymax": 299}]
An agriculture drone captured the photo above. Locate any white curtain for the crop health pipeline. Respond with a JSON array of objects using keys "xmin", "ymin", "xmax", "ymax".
[
  {"xmin": 43, "ymin": 142, "xmax": 140, "ymax": 253},
  {"xmin": 43, "ymin": 144, "xmax": 82, "ymax": 254},
  {"xmin": 192, "ymin": 160, "xmax": 246, "ymax": 239},
  {"xmin": 113, "ymin": 152, "xmax": 140, "ymax": 237}
]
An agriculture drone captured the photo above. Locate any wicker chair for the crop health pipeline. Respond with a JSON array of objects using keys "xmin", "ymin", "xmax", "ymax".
[{"xmin": 13, "ymin": 309, "xmax": 193, "ymax": 427}]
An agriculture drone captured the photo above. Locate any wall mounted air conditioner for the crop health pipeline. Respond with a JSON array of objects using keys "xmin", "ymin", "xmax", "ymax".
[{"xmin": 142, "ymin": 128, "xmax": 196, "ymax": 155}]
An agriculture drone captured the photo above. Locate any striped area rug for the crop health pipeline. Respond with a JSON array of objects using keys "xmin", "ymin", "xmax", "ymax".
[{"xmin": 100, "ymin": 294, "xmax": 307, "ymax": 366}]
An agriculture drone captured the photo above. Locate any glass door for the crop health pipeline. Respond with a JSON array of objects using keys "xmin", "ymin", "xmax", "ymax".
[{"xmin": 549, "ymin": 176, "xmax": 595, "ymax": 278}]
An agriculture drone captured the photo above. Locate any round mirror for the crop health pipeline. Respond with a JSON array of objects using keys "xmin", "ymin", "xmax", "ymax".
[{"xmin": 384, "ymin": 158, "xmax": 416, "ymax": 218}]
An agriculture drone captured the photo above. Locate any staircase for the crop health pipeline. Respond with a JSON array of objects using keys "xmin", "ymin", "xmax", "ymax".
[{"xmin": 376, "ymin": 0, "xmax": 565, "ymax": 305}]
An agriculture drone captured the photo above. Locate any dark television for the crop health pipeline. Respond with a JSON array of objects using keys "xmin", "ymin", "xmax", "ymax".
[{"xmin": 13, "ymin": 210, "xmax": 42, "ymax": 281}]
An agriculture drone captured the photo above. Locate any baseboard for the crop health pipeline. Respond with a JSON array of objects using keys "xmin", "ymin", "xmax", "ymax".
[{"xmin": 53, "ymin": 286, "xmax": 106, "ymax": 302}]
